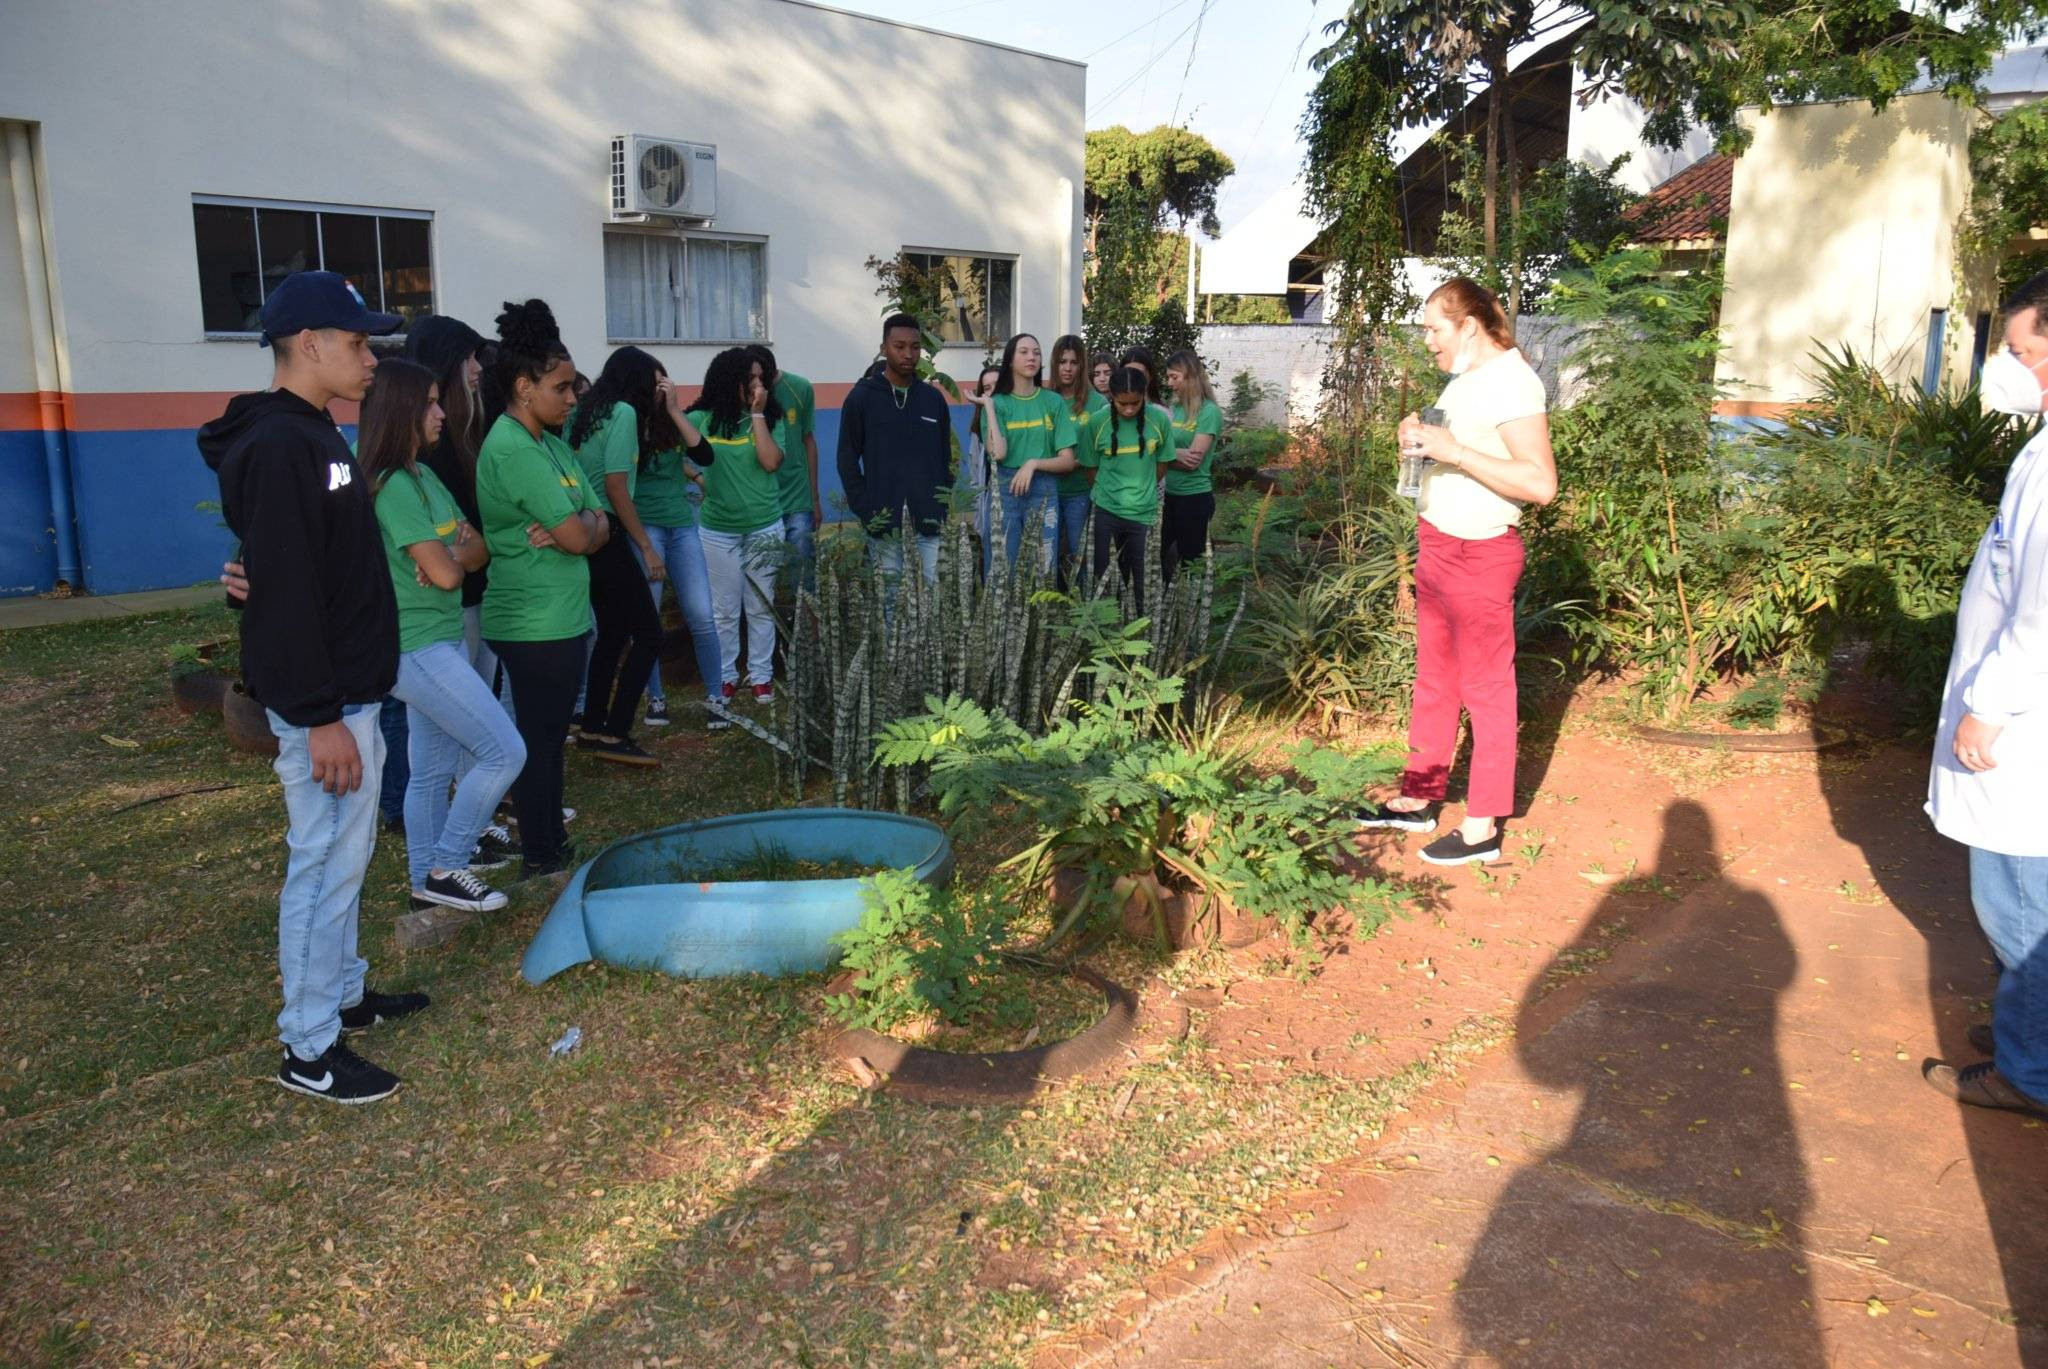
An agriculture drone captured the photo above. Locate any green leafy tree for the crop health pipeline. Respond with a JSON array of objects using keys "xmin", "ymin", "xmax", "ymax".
[
  {"xmin": 1432, "ymin": 146, "xmax": 1642, "ymax": 313},
  {"xmin": 1084, "ymin": 125, "xmax": 1235, "ymax": 347},
  {"xmin": 1966, "ymin": 100, "xmax": 2048, "ymax": 294},
  {"xmin": 1206, "ymin": 294, "xmax": 1291, "ymax": 324}
]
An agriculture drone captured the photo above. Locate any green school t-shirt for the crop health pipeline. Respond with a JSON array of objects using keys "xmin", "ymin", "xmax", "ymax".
[
  {"xmin": 1081, "ymin": 406, "xmax": 1171, "ymax": 525},
  {"xmin": 1165, "ymin": 399, "xmax": 1224, "ymax": 496},
  {"xmin": 635, "ymin": 445, "xmax": 699, "ymax": 529},
  {"xmin": 1056, "ymin": 391, "xmax": 1109, "ymax": 496},
  {"xmin": 992, "ymin": 388, "xmax": 1080, "ymax": 471},
  {"xmin": 374, "ymin": 464, "xmax": 466, "ymax": 653},
  {"xmin": 570, "ymin": 400, "xmax": 638, "ymax": 514},
  {"xmin": 695, "ymin": 416, "xmax": 783, "ymax": 534},
  {"xmin": 476, "ymin": 413, "xmax": 598, "ymax": 642},
  {"xmin": 772, "ymin": 372, "xmax": 819, "ymax": 516}
]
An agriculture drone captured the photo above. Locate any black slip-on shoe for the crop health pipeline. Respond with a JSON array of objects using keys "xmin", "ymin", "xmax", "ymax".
[
  {"xmin": 339, "ymin": 988, "xmax": 432, "ymax": 1035},
  {"xmin": 578, "ymin": 734, "xmax": 661, "ymax": 767},
  {"xmin": 1419, "ymin": 828, "xmax": 1505, "ymax": 866},
  {"xmin": 1356, "ymin": 801, "xmax": 1441, "ymax": 833}
]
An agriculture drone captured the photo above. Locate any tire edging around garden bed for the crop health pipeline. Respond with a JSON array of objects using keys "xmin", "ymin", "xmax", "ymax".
[
  {"xmin": 822, "ymin": 966, "xmax": 1141, "ymax": 1106},
  {"xmin": 1630, "ymin": 723, "xmax": 1848, "ymax": 754}
]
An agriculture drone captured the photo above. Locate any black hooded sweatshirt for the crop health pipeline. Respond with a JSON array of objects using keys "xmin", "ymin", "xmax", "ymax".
[
  {"xmin": 404, "ymin": 315, "xmax": 491, "ymax": 607},
  {"xmin": 836, "ymin": 369, "xmax": 952, "ymax": 536},
  {"xmin": 198, "ymin": 389, "xmax": 398, "ymax": 728}
]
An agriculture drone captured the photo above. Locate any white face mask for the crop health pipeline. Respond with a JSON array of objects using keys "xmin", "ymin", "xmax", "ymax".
[
  {"xmin": 1447, "ymin": 324, "xmax": 1479, "ymax": 376},
  {"xmin": 1981, "ymin": 349, "xmax": 2048, "ymax": 415}
]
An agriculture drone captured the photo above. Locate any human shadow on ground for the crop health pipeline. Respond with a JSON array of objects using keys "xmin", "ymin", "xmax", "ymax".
[
  {"xmin": 1455, "ymin": 800, "xmax": 1825, "ymax": 1365},
  {"xmin": 1814, "ymin": 567, "xmax": 2048, "ymax": 1362}
]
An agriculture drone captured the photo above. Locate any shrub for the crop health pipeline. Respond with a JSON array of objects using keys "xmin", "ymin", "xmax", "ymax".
[{"xmin": 825, "ymin": 869, "xmax": 1028, "ymax": 1033}]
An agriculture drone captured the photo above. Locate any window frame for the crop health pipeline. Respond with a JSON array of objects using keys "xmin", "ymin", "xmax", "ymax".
[
  {"xmin": 191, "ymin": 194, "xmax": 435, "ymax": 341},
  {"xmin": 899, "ymin": 246, "xmax": 1019, "ymax": 349},
  {"xmin": 602, "ymin": 225, "xmax": 773, "ymax": 347}
]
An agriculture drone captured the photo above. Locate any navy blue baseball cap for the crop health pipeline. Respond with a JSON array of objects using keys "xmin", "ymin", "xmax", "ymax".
[{"xmin": 259, "ymin": 270, "xmax": 403, "ymax": 345}]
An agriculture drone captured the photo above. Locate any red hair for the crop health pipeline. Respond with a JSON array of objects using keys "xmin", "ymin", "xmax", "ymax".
[{"xmin": 1428, "ymin": 277, "xmax": 1515, "ymax": 350}]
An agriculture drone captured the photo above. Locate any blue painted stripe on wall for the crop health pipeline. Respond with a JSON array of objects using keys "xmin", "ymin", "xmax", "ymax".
[
  {"xmin": 0, "ymin": 432, "xmax": 58, "ymax": 596},
  {"xmin": 5, "ymin": 404, "xmax": 982, "ymax": 598}
]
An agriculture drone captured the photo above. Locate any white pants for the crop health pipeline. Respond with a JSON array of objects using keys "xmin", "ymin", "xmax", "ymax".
[{"xmin": 700, "ymin": 522, "xmax": 784, "ymax": 687}]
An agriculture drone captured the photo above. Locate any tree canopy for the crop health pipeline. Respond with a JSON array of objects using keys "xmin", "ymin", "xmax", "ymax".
[{"xmin": 1083, "ymin": 125, "xmax": 1235, "ymax": 238}]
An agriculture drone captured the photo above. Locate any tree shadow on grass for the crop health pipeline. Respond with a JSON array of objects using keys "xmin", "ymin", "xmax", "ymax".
[{"xmin": 1456, "ymin": 800, "xmax": 1824, "ymax": 1364}]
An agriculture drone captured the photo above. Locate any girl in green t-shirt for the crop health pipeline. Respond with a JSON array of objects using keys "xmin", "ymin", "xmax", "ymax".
[
  {"xmin": 1080, "ymin": 365, "xmax": 1173, "ymax": 612},
  {"xmin": 476, "ymin": 298, "xmax": 612, "ymax": 875},
  {"xmin": 974, "ymin": 332, "xmax": 1080, "ymax": 574},
  {"xmin": 564, "ymin": 347, "xmax": 672, "ymax": 763},
  {"xmin": 1161, "ymin": 349, "xmax": 1224, "ymax": 587},
  {"xmin": 1048, "ymin": 333, "xmax": 1105, "ymax": 567},
  {"xmin": 358, "ymin": 358, "xmax": 524, "ymax": 915},
  {"xmin": 677, "ymin": 347, "xmax": 785, "ymax": 703}
]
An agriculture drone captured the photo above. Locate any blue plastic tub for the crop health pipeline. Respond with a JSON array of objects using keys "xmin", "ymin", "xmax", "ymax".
[{"xmin": 519, "ymin": 809, "xmax": 954, "ymax": 985}]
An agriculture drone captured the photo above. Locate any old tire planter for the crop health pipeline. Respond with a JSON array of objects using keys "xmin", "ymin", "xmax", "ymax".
[
  {"xmin": 170, "ymin": 667, "xmax": 235, "ymax": 716},
  {"xmin": 520, "ymin": 809, "xmax": 954, "ymax": 985},
  {"xmin": 1049, "ymin": 867, "xmax": 1275, "ymax": 951},
  {"xmin": 824, "ymin": 964, "xmax": 1141, "ymax": 1106},
  {"xmin": 222, "ymin": 683, "xmax": 278, "ymax": 757},
  {"xmin": 1631, "ymin": 723, "xmax": 1847, "ymax": 754}
]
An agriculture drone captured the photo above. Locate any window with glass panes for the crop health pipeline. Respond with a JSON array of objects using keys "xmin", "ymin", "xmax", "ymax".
[
  {"xmin": 603, "ymin": 230, "xmax": 768, "ymax": 343},
  {"xmin": 191, "ymin": 197, "xmax": 433, "ymax": 335},
  {"xmin": 899, "ymin": 250, "xmax": 1016, "ymax": 345}
]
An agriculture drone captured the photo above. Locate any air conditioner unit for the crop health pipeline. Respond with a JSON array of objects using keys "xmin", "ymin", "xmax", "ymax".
[{"xmin": 609, "ymin": 134, "xmax": 717, "ymax": 223}]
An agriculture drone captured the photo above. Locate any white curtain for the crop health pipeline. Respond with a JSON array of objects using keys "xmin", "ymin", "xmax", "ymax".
[
  {"xmin": 606, "ymin": 234, "xmax": 763, "ymax": 341},
  {"xmin": 690, "ymin": 240, "xmax": 765, "ymax": 341},
  {"xmin": 604, "ymin": 233, "xmax": 684, "ymax": 339}
]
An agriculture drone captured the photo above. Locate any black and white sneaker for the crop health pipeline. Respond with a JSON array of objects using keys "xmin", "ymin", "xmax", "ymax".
[
  {"xmin": 414, "ymin": 868, "xmax": 509, "ymax": 913},
  {"xmin": 1356, "ymin": 800, "xmax": 1441, "ymax": 833},
  {"xmin": 1419, "ymin": 828, "xmax": 1504, "ymax": 866},
  {"xmin": 645, "ymin": 697, "xmax": 670, "ymax": 727},
  {"xmin": 470, "ymin": 823, "xmax": 518, "ymax": 871},
  {"xmin": 340, "ymin": 988, "xmax": 432, "ymax": 1034},
  {"xmin": 704, "ymin": 699, "xmax": 734, "ymax": 731},
  {"xmin": 277, "ymin": 1040, "xmax": 400, "ymax": 1104}
]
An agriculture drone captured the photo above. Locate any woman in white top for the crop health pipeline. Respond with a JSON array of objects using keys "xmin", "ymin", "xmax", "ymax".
[{"xmin": 1357, "ymin": 278, "xmax": 1558, "ymax": 865}]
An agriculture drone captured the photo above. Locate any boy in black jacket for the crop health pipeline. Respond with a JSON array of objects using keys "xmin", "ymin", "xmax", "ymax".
[
  {"xmin": 836, "ymin": 313, "xmax": 953, "ymax": 581},
  {"xmin": 198, "ymin": 271, "xmax": 425, "ymax": 1104}
]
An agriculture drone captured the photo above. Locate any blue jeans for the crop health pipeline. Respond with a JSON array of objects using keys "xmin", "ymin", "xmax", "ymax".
[
  {"xmin": 639, "ymin": 523, "xmax": 723, "ymax": 706},
  {"xmin": 782, "ymin": 508, "xmax": 817, "ymax": 593},
  {"xmin": 1000, "ymin": 470, "xmax": 1061, "ymax": 574},
  {"xmin": 1971, "ymin": 847, "xmax": 2048, "ymax": 1102},
  {"xmin": 268, "ymin": 703, "xmax": 384, "ymax": 1058},
  {"xmin": 869, "ymin": 530, "xmax": 942, "ymax": 583},
  {"xmin": 1057, "ymin": 492, "xmax": 1092, "ymax": 565},
  {"xmin": 394, "ymin": 641, "xmax": 527, "ymax": 890}
]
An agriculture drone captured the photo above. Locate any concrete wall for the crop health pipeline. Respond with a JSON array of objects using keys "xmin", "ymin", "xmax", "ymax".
[
  {"xmin": 0, "ymin": 0, "xmax": 1085, "ymax": 594},
  {"xmin": 0, "ymin": 126, "xmax": 58, "ymax": 595},
  {"xmin": 1200, "ymin": 316, "xmax": 1591, "ymax": 429},
  {"xmin": 1716, "ymin": 92, "xmax": 1974, "ymax": 408}
]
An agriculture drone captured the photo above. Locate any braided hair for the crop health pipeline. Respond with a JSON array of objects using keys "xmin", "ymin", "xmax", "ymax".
[{"xmin": 1106, "ymin": 365, "xmax": 1157, "ymax": 465}]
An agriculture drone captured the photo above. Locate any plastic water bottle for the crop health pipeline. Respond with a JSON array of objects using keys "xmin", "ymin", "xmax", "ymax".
[{"xmin": 549, "ymin": 1026, "xmax": 582, "ymax": 1058}]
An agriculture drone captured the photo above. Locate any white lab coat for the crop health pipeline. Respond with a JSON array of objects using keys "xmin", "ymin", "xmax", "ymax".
[{"xmin": 1927, "ymin": 428, "xmax": 2048, "ymax": 856}]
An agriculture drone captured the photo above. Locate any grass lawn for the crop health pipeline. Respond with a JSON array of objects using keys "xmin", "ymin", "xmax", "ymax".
[{"xmin": 0, "ymin": 604, "xmax": 1473, "ymax": 1367}]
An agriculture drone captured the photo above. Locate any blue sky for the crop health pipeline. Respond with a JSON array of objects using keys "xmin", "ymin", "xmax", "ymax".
[{"xmin": 840, "ymin": 0, "xmax": 1327, "ymax": 238}]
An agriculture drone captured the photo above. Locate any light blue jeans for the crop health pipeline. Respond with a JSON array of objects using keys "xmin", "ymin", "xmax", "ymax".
[
  {"xmin": 394, "ymin": 640, "xmax": 527, "ymax": 891},
  {"xmin": 782, "ymin": 508, "xmax": 817, "ymax": 593},
  {"xmin": 268, "ymin": 702, "xmax": 383, "ymax": 1059},
  {"xmin": 700, "ymin": 522, "xmax": 785, "ymax": 687},
  {"xmin": 639, "ymin": 523, "xmax": 724, "ymax": 707},
  {"xmin": 1057, "ymin": 492, "xmax": 1092, "ymax": 566},
  {"xmin": 1971, "ymin": 846, "xmax": 2048, "ymax": 1102},
  {"xmin": 1000, "ymin": 470, "xmax": 1061, "ymax": 574},
  {"xmin": 869, "ymin": 530, "xmax": 942, "ymax": 583}
]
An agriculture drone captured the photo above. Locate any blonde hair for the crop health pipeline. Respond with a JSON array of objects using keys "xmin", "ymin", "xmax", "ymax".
[{"xmin": 1163, "ymin": 349, "xmax": 1215, "ymax": 409}]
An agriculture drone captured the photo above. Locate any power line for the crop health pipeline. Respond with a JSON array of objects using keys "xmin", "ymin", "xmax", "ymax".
[
  {"xmin": 1087, "ymin": 6, "xmax": 1211, "ymax": 117},
  {"xmin": 1081, "ymin": 0, "xmax": 1195, "ymax": 63},
  {"xmin": 1166, "ymin": 0, "xmax": 1216, "ymax": 129}
]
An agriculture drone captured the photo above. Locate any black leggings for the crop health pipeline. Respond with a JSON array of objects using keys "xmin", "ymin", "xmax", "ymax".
[
  {"xmin": 1159, "ymin": 490, "xmax": 1214, "ymax": 587},
  {"xmin": 1093, "ymin": 510, "xmax": 1151, "ymax": 614},
  {"xmin": 487, "ymin": 635, "xmax": 583, "ymax": 865},
  {"xmin": 581, "ymin": 535, "xmax": 663, "ymax": 740}
]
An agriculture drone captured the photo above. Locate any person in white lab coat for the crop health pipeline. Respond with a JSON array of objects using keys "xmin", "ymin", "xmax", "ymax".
[{"xmin": 1924, "ymin": 269, "xmax": 2048, "ymax": 1121}]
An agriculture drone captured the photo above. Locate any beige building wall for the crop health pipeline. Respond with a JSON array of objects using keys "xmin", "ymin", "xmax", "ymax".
[{"xmin": 1716, "ymin": 92, "xmax": 1975, "ymax": 409}]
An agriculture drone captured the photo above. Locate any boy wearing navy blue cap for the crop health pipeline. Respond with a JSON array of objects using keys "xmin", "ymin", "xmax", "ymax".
[{"xmin": 199, "ymin": 271, "xmax": 429, "ymax": 1104}]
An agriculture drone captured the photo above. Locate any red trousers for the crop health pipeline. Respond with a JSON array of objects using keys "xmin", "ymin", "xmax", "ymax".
[{"xmin": 1400, "ymin": 520, "xmax": 1524, "ymax": 818}]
